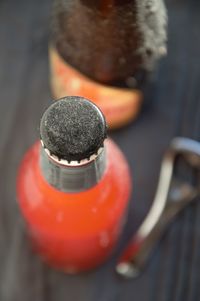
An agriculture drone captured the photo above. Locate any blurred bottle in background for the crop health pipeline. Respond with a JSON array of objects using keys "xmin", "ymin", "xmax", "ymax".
[{"xmin": 49, "ymin": 0, "xmax": 167, "ymax": 128}]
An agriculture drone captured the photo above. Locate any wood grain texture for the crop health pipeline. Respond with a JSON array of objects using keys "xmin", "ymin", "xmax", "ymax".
[{"xmin": 0, "ymin": 0, "xmax": 200, "ymax": 300}]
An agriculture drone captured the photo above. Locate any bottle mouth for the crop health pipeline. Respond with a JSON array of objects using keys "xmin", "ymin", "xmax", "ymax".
[{"xmin": 40, "ymin": 139, "xmax": 105, "ymax": 167}]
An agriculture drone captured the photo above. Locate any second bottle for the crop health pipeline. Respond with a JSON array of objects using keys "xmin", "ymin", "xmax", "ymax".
[{"xmin": 49, "ymin": 0, "xmax": 167, "ymax": 128}]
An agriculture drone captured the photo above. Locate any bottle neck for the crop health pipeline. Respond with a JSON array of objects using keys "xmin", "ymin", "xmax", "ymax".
[
  {"xmin": 52, "ymin": 0, "xmax": 167, "ymax": 87},
  {"xmin": 81, "ymin": 0, "xmax": 133, "ymax": 12},
  {"xmin": 52, "ymin": 0, "xmax": 147, "ymax": 86},
  {"xmin": 40, "ymin": 145, "xmax": 107, "ymax": 193}
]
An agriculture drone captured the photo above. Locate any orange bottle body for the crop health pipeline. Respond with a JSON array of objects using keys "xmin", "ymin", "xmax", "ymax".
[
  {"xmin": 17, "ymin": 139, "xmax": 131, "ymax": 272},
  {"xmin": 49, "ymin": 46, "xmax": 142, "ymax": 129}
]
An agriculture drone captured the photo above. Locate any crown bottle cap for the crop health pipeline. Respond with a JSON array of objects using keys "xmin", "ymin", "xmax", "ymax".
[{"xmin": 40, "ymin": 96, "xmax": 107, "ymax": 162}]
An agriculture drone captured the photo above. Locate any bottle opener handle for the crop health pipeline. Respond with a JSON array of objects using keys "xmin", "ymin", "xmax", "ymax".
[{"xmin": 116, "ymin": 137, "xmax": 200, "ymax": 278}]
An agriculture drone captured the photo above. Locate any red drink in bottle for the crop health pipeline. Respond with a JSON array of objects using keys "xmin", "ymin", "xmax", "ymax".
[{"xmin": 17, "ymin": 96, "xmax": 131, "ymax": 272}]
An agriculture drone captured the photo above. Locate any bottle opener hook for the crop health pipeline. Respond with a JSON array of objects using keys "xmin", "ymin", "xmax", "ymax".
[{"xmin": 116, "ymin": 137, "xmax": 200, "ymax": 278}]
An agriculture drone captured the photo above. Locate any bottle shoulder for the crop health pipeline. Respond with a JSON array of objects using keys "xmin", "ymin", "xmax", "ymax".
[{"xmin": 17, "ymin": 139, "xmax": 131, "ymax": 236}]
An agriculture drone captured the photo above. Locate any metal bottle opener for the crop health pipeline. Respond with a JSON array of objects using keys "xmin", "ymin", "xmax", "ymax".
[{"xmin": 116, "ymin": 137, "xmax": 200, "ymax": 278}]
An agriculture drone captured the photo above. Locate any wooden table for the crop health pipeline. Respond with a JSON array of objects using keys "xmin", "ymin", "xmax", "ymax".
[{"xmin": 0, "ymin": 0, "xmax": 200, "ymax": 300}]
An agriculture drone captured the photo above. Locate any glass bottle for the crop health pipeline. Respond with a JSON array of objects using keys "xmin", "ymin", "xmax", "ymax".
[
  {"xmin": 49, "ymin": 0, "xmax": 167, "ymax": 129},
  {"xmin": 17, "ymin": 96, "xmax": 131, "ymax": 272}
]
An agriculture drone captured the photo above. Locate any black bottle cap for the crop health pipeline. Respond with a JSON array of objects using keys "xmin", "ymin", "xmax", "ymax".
[{"xmin": 40, "ymin": 96, "xmax": 107, "ymax": 162}]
